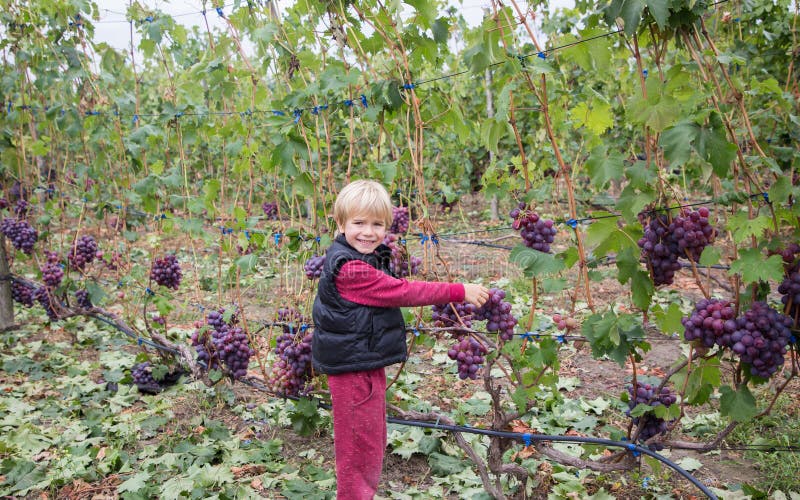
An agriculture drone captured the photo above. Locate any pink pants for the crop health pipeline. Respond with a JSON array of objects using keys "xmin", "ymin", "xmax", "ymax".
[{"xmin": 327, "ymin": 367, "xmax": 387, "ymax": 500}]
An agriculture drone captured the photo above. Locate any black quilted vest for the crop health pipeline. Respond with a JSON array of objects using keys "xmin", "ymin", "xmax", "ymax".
[{"xmin": 311, "ymin": 234, "xmax": 407, "ymax": 375}]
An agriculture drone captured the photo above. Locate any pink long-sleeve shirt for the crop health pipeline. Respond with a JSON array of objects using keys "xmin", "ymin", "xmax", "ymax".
[{"xmin": 335, "ymin": 260, "xmax": 465, "ymax": 307}]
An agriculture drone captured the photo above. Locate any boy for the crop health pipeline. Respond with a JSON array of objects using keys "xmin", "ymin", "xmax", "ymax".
[{"xmin": 312, "ymin": 180, "xmax": 489, "ymax": 499}]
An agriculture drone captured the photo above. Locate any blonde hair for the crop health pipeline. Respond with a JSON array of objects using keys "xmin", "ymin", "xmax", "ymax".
[{"xmin": 334, "ymin": 180, "xmax": 393, "ymax": 228}]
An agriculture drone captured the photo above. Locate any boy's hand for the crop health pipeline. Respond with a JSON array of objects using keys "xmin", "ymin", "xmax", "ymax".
[{"xmin": 463, "ymin": 284, "xmax": 490, "ymax": 307}]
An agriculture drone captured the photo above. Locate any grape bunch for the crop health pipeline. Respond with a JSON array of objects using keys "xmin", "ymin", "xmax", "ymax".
[
  {"xmin": 510, "ymin": 202, "xmax": 557, "ymax": 253},
  {"xmin": 668, "ymin": 207, "xmax": 716, "ymax": 262},
  {"xmin": 0, "ymin": 198, "xmax": 8, "ymax": 210},
  {"xmin": 150, "ymin": 254, "xmax": 182, "ymax": 289},
  {"xmin": 473, "ymin": 288, "xmax": 517, "ymax": 341},
  {"xmin": 1, "ymin": 217, "xmax": 38, "ymax": 255},
  {"xmin": 432, "ymin": 302, "xmax": 477, "ymax": 335},
  {"xmin": 769, "ymin": 243, "xmax": 800, "ymax": 272},
  {"xmin": 32, "ymin": 287, "xmax": 60, "ymax": 321},
  {"xmin": 637, "ymin": 214, "xmax": 681, "ymax": 286},
  {"xmin": 390, "ymin": 206, "xmax": 410, "ymax": 234},
  {"xmin": 14, "ymin": 199, "xmax": 29, "ymax": 217},
  {"xmin": 681, "ymin": 298, "xmax": 737, "ymax": 348},
  {"xmin": 626, "ymin": 383, "xmax": 677, "ymax": 449},
  {"xmin": 131, "ymin": 361, "xmax": 161, "ymax": 393},
  {"xmin": 11, "ymin": 280, "xmax": 36, "ymax": 307},
  {"xmin": 40, "ymin": 261, "xmax": 64, "ymax": 289},
  {"xmin": 262, "ymin": 201, "xmax": 279, "ymax": 220},
  {"xmin": 266, "ymin": 328, "xmax": 313, "ymax": 396},
  {"xmin": 552, "ymin": 313, "xmax": 578, "ymax": 331},
  {"xmin": 447, "ymin": 336, "xmax": 488, "ymax": 380},
  {"xmin": 191, "ymin": 309, "xmax": 254, "ymax": 379},
  {"xmin": 383, "ymin": 234, "xmax": 421, "ymax": 278},
  {"xmin": 778, "ymin": 271, "xmax": 800, "ymax": 321},
  {"xmin": 304, "ymin": 254, "xmax": 325, "ymax": 280},
  {"xmin": 75, "ymin": 289, "xmax": 92, "ymax": 309},
  {"xmin": 68, "ymin": 235, "xmax": 98, "ymax": 270},
  {"xmin": 728, "ymin": 301, "xmax": 793, "ymax": 378}
]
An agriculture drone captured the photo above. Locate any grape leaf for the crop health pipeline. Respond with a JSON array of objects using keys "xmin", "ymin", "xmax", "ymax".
[
  {"xmin": 651, "ymin": 302, "xmax": 683, "ymax": 335},
  {"xmin": 728, "ymin": 249, "xmax": 783, "ymax": 285},
  {"xmin": 726, "ymin": 213, "xmax": 773, "ymax": 244},
  {"xmin": 719, "ymin": 385, "xmax": 758, "ymax": 422},
  {"xmin": 586, "ymin": 145, "xmax": 626, "ymax": 189},
  {"xmin": 509, "ymin": 245, "xmax": 566, "ymax": 277}
]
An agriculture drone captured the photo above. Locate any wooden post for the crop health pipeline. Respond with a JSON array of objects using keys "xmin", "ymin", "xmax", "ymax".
[{"xmin": 0, "ymin": 235, "xmax": 16, "ymax": 330}]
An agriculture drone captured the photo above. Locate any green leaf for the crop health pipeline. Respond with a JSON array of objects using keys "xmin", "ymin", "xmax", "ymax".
[
  {"xmin": 118, "ymin": 472, "xmax": 151, "ymax": 493},
  {"xmin": 234, "ymin": 254, "xmax": 258, "ymax": 275},
  {"xmin": 160, "ymin": 476, "xmax": 194, "ymax": 498},
  {"xmin": 695, "ymin": 113, "xmax": 736, "ymax": 176},
  {"xmin": 685, "ymin": 357, "xmax": 720, "ymax": 405},
  {"xmin": 719, "ymin": 385, "xmax": 758, "ymax": 422},
  {"xmin": 428, "ymin": 452, "xmax": 467, "ymax": 476},
  {"xmin": 726, "ymin": 213, "xmax": 772, "ymax": 244},
  {"xmin": 509, "ymin": 245, "xmax": 566, "ymax": 277},
  {"xmin": 646, "ymin": 0, "xmax": 670, "ymax": 28},
  {"xmin": 630, "ymin": 270, "xmax": 654, "ymax": 311},
  {"xmin": 768, "ymin": 175, "xmax": 792, "ymax": 204},
  {"xmin": 651, "ymin": 302, "xmax": 684, "ymax": 335},
  {"xmin": 660, "ymin": 122, "xmax": 697, "ymax": 167},
  {"xmin": 570, "ymin": 98, "xmax": 613, "ymax": 136},
  {"xmin": 728, "ymin": 249, "xmax": 784, "ymax": 285},
  {"xmin": 586, "ymin": 146, "xmax": 625, "ymax": 188}
]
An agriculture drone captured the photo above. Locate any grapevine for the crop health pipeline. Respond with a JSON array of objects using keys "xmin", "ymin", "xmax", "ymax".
[{"xmin": 625, "ymin": 383, "xmax": 678, "ymax": 449}]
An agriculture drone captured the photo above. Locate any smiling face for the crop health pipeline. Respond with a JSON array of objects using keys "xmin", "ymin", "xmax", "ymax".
[{"xmin": 339, "ymin": 214, "xmax": 387, "ymax": 254}]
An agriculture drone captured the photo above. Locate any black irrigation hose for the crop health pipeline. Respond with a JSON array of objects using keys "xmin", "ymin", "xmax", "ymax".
[{"xmin": 385, "ymin": 418, "xmax": 718, "ymax": 500}]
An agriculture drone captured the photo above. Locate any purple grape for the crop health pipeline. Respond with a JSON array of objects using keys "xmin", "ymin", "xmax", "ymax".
[
  {"xmin": 304, "ymin": 254, "xmax": 325, "ymax": 280},
  {"xmin": 391, "ymin": 206, "xmax": 410, "ymax": 234},
  {"xmin": 510, "ymin": 207, "xmax": 557, "ymax": 253},
  {"xmin": 729, "ymin": 302, "xmax": 792, "ymax": 378},
  {"xmin": 473, "ymin": 288, "xmax": 518, "ymax": 341},
  {"xmin": 447, "ymin": 336, "xmax": 488, "ymax": 380},
  {"xmin": 75, "ymin": 289, "xmax": 92, "ymax": 309},
  {"xmin": 625, "ymin": 383, "xmax": 677, "ymax": 449},
  {"xmin": 131, "ymin": 361, "xmax": 161, "ymax": 393},
  {"xmin": 681, "ymin": 298, "xmax": 736, "ymax": 348},
  {"xmin": 68, "ymin": 235, "xmax": 98, "ymax": 270},
  {"xmin": 191, "ymin": 308, "xmax": 254, "ymax": 379},
  {"xmin": 150, "ymin": 254, "xmax": 182, "ymax": 289},
  {"xmin": 383, "ymin": 234, "xmax": 420, "ymax": 278},
  {"xmin": 266, "ymin": 326, "xmax": 313, "ymax": 396},
  {"xmin": 32, "ymin": 287, "xmax": 60, "ymax": 321},
  {"xmin": 40, "ymin": 262, "xmax": 64, "ymax": 288},
  {"xmin": 262, "ymin": 201, "xmax": 279, "ymax": 220},
  {"xmin": 11, "ymin": 279, "xmax": 36, "ymax": 307},
  {"xmin": 1, "ymin": 217, "xmax": 38, "ymax": 255}
]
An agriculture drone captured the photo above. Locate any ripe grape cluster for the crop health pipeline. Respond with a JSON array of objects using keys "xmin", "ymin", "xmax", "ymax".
[
  {"xmin": 432, "ymin": 302, "xmax": 477, "ymax": 335},
  {"xmin": 191, "ymin": 309, "xmax": 254, "ymax": 379},
  {"xmin": 267, "ymin": 327, "xmax": 313, "ymax": 396},
  {"xmin": 510, "ymin": 202, "xmax": 557, "ymax": 253},
  {"xmin": 304, "ymin": 254, "xmax": 325, "ymax": 280},
  {"xmin": 75, "ymin": 289, "xmax": 92, "ymax": 309},
  {"xmin": 638, "ymin": 208, "xmax": 716, "ymax": 285},
  {"xmin": 14, "ymin": 199, "xmax": 29, "ymax": 217},
  {"xmin": 1, "ymin": 217, "xmax": 38, "ymax": 254},
  {"xmin": 40, "ymin": 262, "xmax": 64, "ymax": 288},
  {"xmin": 729, "ymin": 302, "xmax": 793, "ymax": 378},
  {"xmin": 683, "ymin": 299, "xmax": 793, "ymax": 379},
  {"xmin": 262, "ymin": 201, "xmax": 278, "ymax": 220},
  {"xmin": 778, "ymin": 272, "xmax": 800, "ymax": 320},
  {"xmin": 68, "ymin": 235, "xmax": 98, "ymax": 270},
  {"xmin": 150, "ymin": 254, "xmax": 182, "ymax": 289},
  {"xmin": 384, "ymin": 234, "xmax": 421, "ymax": 278},
  {"xmin": 474, "ymin": 288, "xmax": 517, "ymax": 341},
  {"xmin": 668, "ymin": 207, "xmax": 716, "ymax": 262},
  {"xmin": 626, "ymin": 383, "xmax": 677, "ymax": 448},
  {"xmin": 32, "ymin": 287, "xmax": 59, "ymax": 321},
  {"xmin": 681, "ymin": 299, "xmax": 736, "ymax": 347},
  {"xmin": 390, "ymin": 206, "xmax": 410, "ymax": 234},
  {"xmin": 11, "ymin": 280, "xmax": 36, "ymax": 307},
  {"xmin": 638, "ymin": 214, "xmax": 681, "ymax": 286},
  {"xmin": 131, "ymin": 361, "xmax": 161, "ymax": 393},
  {"xmin": 447, "ymin": 336, "xmax": 488, "ymax": 380}
]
